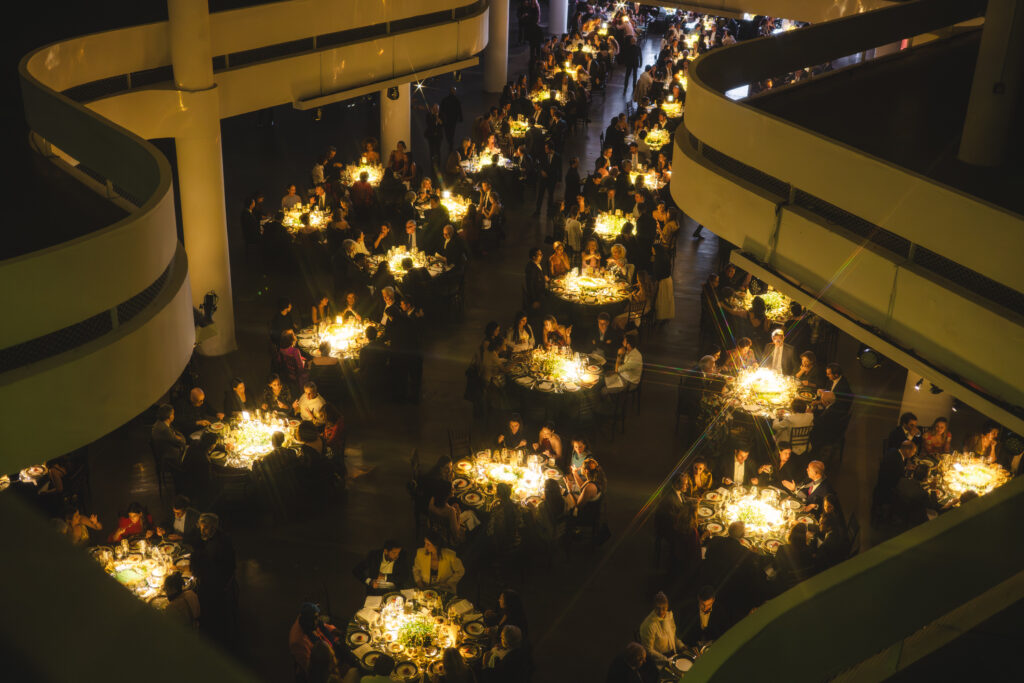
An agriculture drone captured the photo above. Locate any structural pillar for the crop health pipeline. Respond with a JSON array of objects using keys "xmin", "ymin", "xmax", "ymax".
[
  {"xmin": 380, "ymin": 84, "xmax": 411, "ymax": 161},
  {"xmin": 484, "ymin": 0, "xmax": 509, "ymax": 92},
  {"xmin": 167, "ymin": 0, "xmax": 236, "ymax": 355},
  {"xmin": 957, "ymin": 0, "xmax": 1024, "ymax": 167},
  {"xmin": 549, "ymin": 0, "xmax": 568, "ymax": 36}
]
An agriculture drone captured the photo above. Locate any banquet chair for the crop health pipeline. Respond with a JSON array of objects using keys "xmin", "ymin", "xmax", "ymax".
[
  {"xmin": 627, "ymin": 372, "xmax": 644, "ymax": 414},
  {"xmin": 448, "ymin": 429, "xmax": 473, "ymax": 461},
  {"xmin": 789, "ymin": 425, "xmax": 813, "ymax": 456}
]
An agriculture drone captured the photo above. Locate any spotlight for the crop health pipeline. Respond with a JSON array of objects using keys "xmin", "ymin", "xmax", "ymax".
[
  {"xmin": 194, "ymin": 290, "xmax": 218, "ymax": 328},
  {"xmin": 929, "ymin": 383, "xmax": 943, "ymax": 395},
  {"xmin": 914, "ymin": 378, "xmax": 924, "ymax": 391},
  {"xmin": 386, "ymin": 86, "xmax": 400, "ymax": 100},
  {"xmin": 857, "ymin": 346, "xmax": 882, "ymax": 370},
  {"xmin": 951, "ymin": 399, "xmax": 962, "ymax": 412}
]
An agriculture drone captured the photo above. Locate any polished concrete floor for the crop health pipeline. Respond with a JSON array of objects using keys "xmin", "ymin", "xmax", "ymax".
[{"xmin": 64, "ymin": 25, "xmax": 1003, "ymax": 683}]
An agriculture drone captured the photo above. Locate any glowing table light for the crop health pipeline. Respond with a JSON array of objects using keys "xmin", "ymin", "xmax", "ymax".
[
  {"xmin": 342, "ymin": 161, "xmax": 385, "ymax": 186},
  {"xmin": 219, "ymin": 411, "xmax": 295, "ymax": 469},
  {"xmin": 550, "ymin": 269, "xmax": 631, "ymax": 305},
  {"xmin": 628, "ymin": 168, "xmax": 668, "ymax": 190},
  {"xmin": 592, "ymin": 211, "xmax": 629, "ymax": 240},
  {"xmin": 721, "ymin": 487, "xmax": 791, "ymax": 538},
  {"xmin": 933, "ymin": 452, "xmax": 1009, "ymax": 498},
  {"xmin": 643, "ymin": 128, "xmax": 671, "ymax": 151},
  {"xmin": 282, "ymin": 206, "xmax": 329, "ymax": 234},
  {"xmin": 439, "ymin": 192, "xmax": 471, "ymax": 222},
  {"xmin": 660, "ymin": 99, "xmax": 683, "ymax": 118},
  {"xmin": 728, "ymin": 368, "xmax": 800, "ymax": 418}
]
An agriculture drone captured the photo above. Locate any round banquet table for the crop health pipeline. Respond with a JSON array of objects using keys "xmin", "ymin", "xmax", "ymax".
[
  {"xmin": 89, "ymin": 539, "xmax": 194, "ymax": 608},
  {"xmin": 452, "ymin": 451, "xmax": 568, "ymax": 511},
  {"xmin": 345, "ymin": 589, "xmax": 488, "ymax": 680},
  {"xmin": 203, "ymin": 415, "xmax": 300, "ymax": 471},
  {"xmin": 696, "ymin": 485, "xmax": 814, "ymax": 556}
]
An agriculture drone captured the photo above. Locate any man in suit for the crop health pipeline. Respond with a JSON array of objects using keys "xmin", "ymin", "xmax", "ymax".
[
  {"xmin": 626, "ymin": 142, "xmax": 649, "ymax": 171},
  {"xmin": 484, "ymin": 625, "xmax": 532, "ymax": 682},
  {"xmin": 174, "ymin": 387, "xmax": 221, "ymax": 435},
  {"xmin": 875, "ymin": 440, "xmax": 917, "ymax": 509},
  {"xmin": 762, "ymin": 328, "xmax": 798, "ymax": 375},
  {"xmin": 156, "ymin": 495, "xmax": 201, "ymax": 544},
  {"xmin": 700, "ymin": 522, "xmax": 761, "ymax": 622},
  {"xmin": 524, "ymin": 247, "xmax": 547, "ymax": 310},
  {"xmin": 438, "ymin": 224, "xmax": 467, "ymax": 271},
  {"xmin": 152, "ymin": 404, "xmax": 187, "ymax": 465},
  {"xmin": 633, "ymin": 198, "xmax": 658, "ymax": 271},
  {"xmin": 601, "ymin": 187, "xmax": 621, "ymax": 214},
  {"xmin": 604, "ymin": 115, "xmax": 626, "ymax": 160},
  {"xmin": 358, "ymin": 327, "xmax": 390, "ymax": 395},
  {"xmin": 586, "ymin": 312, "xmax": 621, "ymax": 360},
  {"xmin": 439, "ymin": 87, "xmax": 463, "ymax": 152},
  {"xmin": 401, "ymin": 219, "xmax": 423, "ymax": 251},
  {"xmin": 678, "ymin": 586, "xmax": 729, "ymax": 644},
  {"xmin": 421, "ymin": 196, "xmax": 449, "ymax": 253},
  {"xmin": 800, "ymin": 460, "xmax": 835, "ymax": 515},
  {"xmin": 886, "ymin": 412, "xmax": 922, "ymax": 450},
  {"xmin": 533, "ymin": 141, "xmax": 561, "ymax": 217},
  {"xmin": 564, "ymin": 156, "xmax": 581, "ymax": 208},
  {"xmin": 547, "ymin": 108, "xmax": 568, "ymax": 153},
  {"xmin": 717, "ymin": 445, "xmax": 760, "ymax": 487},
  {"xmin": 399, "ymin": 257, "xmax": 431, "ymax": 310},
  {"xmin": 353, "ymin": 540, "xmax": 412, "ymax": 595},
  {"xmin": 605, "ymin": 642, "xmax": 658, "ymax": 683},
  {"xmin": 824, "ymin": 363, "xmax": 854, "ymax": 418}
]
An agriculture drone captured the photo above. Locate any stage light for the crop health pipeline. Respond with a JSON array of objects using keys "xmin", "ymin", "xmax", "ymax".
[
  {"xmin": 951, "ymin": 399, "xmax": 962, "ymax": 412},
  {"xmin": 914, "ymin": 378, "xmax": 924, "ymax": 391}
]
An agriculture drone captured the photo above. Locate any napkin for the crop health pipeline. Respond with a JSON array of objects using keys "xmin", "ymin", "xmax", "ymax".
[
  {"xmin": 401, "ymin": 588, "xmax": 417, "ymax": 600},
  {"xmin": 355, "ymin": 608, "xmax": 378, "ymax": 624},
  {"xmin": 460, "ymin": 510, "xmax": 481, "ymax": 531},
  {"xmin": 463, "ymin": 612, "xmax": 483, "ymax": 623},
  {"xmin": 364, "ymin": 596, "xmax": 382, "ymax": 609},
  {"xmin": 449, "ymin": 599, "xmax": 473, "ymax": 615},
  {"xmin": 352, "ymin": 644, "xmax": 374, "ymax": 659}
]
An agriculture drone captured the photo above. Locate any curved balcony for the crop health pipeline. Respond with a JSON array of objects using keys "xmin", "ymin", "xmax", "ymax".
[
  {"xmin": 671, "ymin": 0, "xmax": 1024, "ymax": 429},
  {"xmin": 659, "ymin": 0, "xmax": 897, "ymax": 23}
]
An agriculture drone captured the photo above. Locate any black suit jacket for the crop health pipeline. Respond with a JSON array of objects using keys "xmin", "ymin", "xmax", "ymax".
[
  {"xmin": 440, "ymin": 236, "xmax": 467, "ymax": 268},
  {"xmin": 761, "ymin": 342, "xmax": 798, "ymax": 375},
  {"xmin": 804, "ymin": 477, "xmax": 834, "ymax": 512},
  {"xmin": 401, "ymin": 267, "xmax": 432, "ymax": 307},
  {"xmin": 537, "ymin": 151, "xmax": 562, "ymax": 186},
  {"xmin": 605, "ymin": 652, "xmax": 659, "ymax": 683},
  {"xmin": 887, "ymin": 425, "xmax": 922, "ymax": 450},
  {"xmin": 159, "ymin": 507, "xmax": 200, "ymax": 545},
  {"xmin": 353, "ymin": 547, "xmax": 412, "ymax": 593},
  {"xmin": 587, "ymin": 326, "xmax": 621, "ymax": 358},
  {"xmin": 811, "ymin": 405, "xmax": 848, "ymax": 449},
  {"xmin": 525, "ymin": 262, "xmax": 546, "ymax": 306},
  {"xmin": 717, "ymin": 453, "xmax": 760, "ymax": 487},
  {"xmin": 701, "ymin": 536, "xmax": 761, "ymax": 617},
  {"xmin": 828, "ymin": 375, "xmax": 854, "ymax": 417},
  {"xmin": 677, "ymin": 603, "xmax": 729, "ymax": 645}
]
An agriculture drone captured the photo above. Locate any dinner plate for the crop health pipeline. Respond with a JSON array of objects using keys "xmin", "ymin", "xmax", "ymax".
[
  {"xmin": 524, "ymin": 496, "xmax": 543, "ymax": 507},
  {"xmin": 704, "ymin": 491, "xmax": 723, "ymax": 503},
  {"xmin": 288, "ymin": 419, "xmax": 301, "ymax": 428},
  {"xmin": 360, "ymin": 651, "xmax": 382, "ymax": 669},
  {"xmin": 563, "ymin": 382, "xmax": 579, "ymax": 392},
  {"xmin": 704, "ymin": 521, "xmax": 725, "ymax": 535},
  {"xmin": 456, "ymin": 460, "xmax": 473, "ymax": 472},
  {"xmin": 421, "ymin": 589, "xmax": 440, "ymax": 603},
  {"xmin": 461, "ymin": 491, "xmax": 484, "ymax": 506},
  {"xmin": 514, "ymin": 376, "xmax": 535, "ymax": 387},
  {"xmin": 674, "ymin": 658, "xmax": 694, "ymax": 672},
  {"xmin": 158, "ymin": 542, "xmax": 177, "ymax": 555},
  {"xmin": 386, "ymin": 642, "xmax": 405, "ymax": 655},
  {"xmin": 427, "ymin": 661, "xmax": 444, "ymax": 677},
  {"xmin": 796, "ymin": 388, "xmax": 817, "ymax": 400},
  {"xmin": 763, "ymin": 538, "xmax": 784, "ymax": 554},
  {"xmin": 459, "ymin": 643, "xmax": 483, "ymax": 661},
  {"xmin": 536, "ymin": 381, "xmax": 555, "ymax": 392},
  {"xmin": 797, "ymin": 515, "xmax": 816, "ymax": 525},
  {"xmin": 918, "ymin": 457, "xmax": 936, "ymax": 469},
  {"xmin": 588, "ymin": 354, "xmax": 607, "ymax": 367},
  {"xmin": 586, "ymin": 365, "xmax": 600, "ymax": 373},
  {"xmin": 463, "ymin": 620, "xmax": 486, "ymax": 638},
  {"xmin": 347, "ymin": 630, "xmax": 369, "ymax": 647},
  {"xmin": 452, "ymin": 477, "xmax": 471, "ymax": 491},
  {"xmin": 394, "ymin": 661, "xmax": 418, "ymax": 680},
  {"xmin": 783, "ymin": 499, "xmax": 802, "ymax": 510},
  {"xmin": 697, "ymin": 506, "xmax": 715, "ymax": 518},
  {"xmin": 209, "ymin": 451, "xmax": 227, "ymax": 462},
  {"xmin": 543, "ymin": 468, "xmax": 562, "ymax": 479},
  {"xmin": 209, "ymin": 422, "xmax": 225, "ymax": 432},
  {"xmin": 24, "ymin": 465, "xmax": 46, "ymax": 478}
]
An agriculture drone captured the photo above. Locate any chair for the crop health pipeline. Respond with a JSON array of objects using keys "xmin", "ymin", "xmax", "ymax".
[
  {"xmin": 448, "ymin": 429, "xmax": 472, "ymax": 461},
  {"xmin": 627, "ymin": 371, "xmax": 643, "ymax": 414},
  {"xmin": 790, "ymin": 425, "xmax": 813, "ymax": 456},
  {"xmin": 622, "ymin": 297, "xmax": 646, "ymax": 332}
]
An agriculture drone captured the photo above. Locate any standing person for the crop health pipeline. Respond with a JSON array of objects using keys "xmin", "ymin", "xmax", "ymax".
[
  {"xmin": 563, "ymin": 156, "xmax": 581, "ymax": 209},
  {"xmin": 533, "ymin": 141, "xmax": 561, "ymax": 217},
  {"xmin": 623, "ymin": 36, "xmax": 641, "ymax": 87},
  {"xmin": 424, "ymin": 103, "xmax": 445, "ymax": 171},
  {"xmin": 440, "ymin": 88, "xmax": 464, "ymax": 152},
  {"xmin": 192, "ymin": 513, "xmax": 237, "ymax": 646}
]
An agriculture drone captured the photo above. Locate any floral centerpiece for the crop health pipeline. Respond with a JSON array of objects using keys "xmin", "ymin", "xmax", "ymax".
[
  {"xmin": 440, "ymin": 190, "xmax": 471, "ymax": 222},
  {"xmin": 550, "ymin": 270, "xmax": 630, "ymax": 305},
  {"xmin": 732, "ymin": 288, "xmax": 792, "ymax": 324},
  {"xmin": 628, "ymin": 168, "xmax": 667, "ymax": 190},
  {"xmin": 529, "ymin": 89, "xmax": 566, "ymax": 104},
  {"xmin": 660, "ymin": 98, "xmax": 683, "ymax": 118},
  {"xmin": 592, "ymin": 211, "xmax": 629, "ymax": 240},
  {"xmin": 220, "ymin": 411, "xmax": 295, "ymax": 468},
  {"xmin": 366, "ymin": 246, "xmax": 429, "ymax": 282},
  {"xmin": 644, "ymin": 128, "xmax": 671, "ymax": 151},
  {"xmin": 342, "ymin": 158, "xmax": 384, "ymax": 186},
  {"xmin": 933, "ymin": 452, "xmax": 1009, "ymax": 498},
  {"xmin": 305, "ymin": 317, "xmax": 374, "ymax": 360},
  {"xmin": 282, "ymin": 206, "xmax": 329, "ymax": 234},
  {"xmin": 728, "ymin": 368, "xmax": 800, "ymax": 418}
]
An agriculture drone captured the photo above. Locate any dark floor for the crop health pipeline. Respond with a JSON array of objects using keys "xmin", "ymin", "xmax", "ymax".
[{"xmin": 16, "ymin": 16, "xmax": 1014, "ymax": 683}]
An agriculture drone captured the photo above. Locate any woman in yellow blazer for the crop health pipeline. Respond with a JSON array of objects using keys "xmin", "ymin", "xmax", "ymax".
[{"xmin": 412, "ymin": 532, "xmax": 465, "ymax": 594}]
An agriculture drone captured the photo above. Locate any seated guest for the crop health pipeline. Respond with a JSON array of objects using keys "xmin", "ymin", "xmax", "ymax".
[
  {"xmin": 717, "ymin": 444, "xmax": 760, "ymax": 486},
  {"xmin": 723, "ymin": 337, "xmax": 757, "ymax": 373},
  {"xmin": 307, "ymin": 341, "xmax": 345, "ymax": 403},
  {"xmin": 678, "ymin": 586, "xmax": 728, "ymax": 644},
  {"xmin": 533, "ymin": 479, "xmax": 569, "ymax": 547},
  {"xmin": 412, "ymin": 531, "xmax": 465, "ymax": 594},
  {"xmin": 505, "ymin": 311, "xmax": 536, "ymax": 354},
  {"xmin": 223, "ymin": 377, "xmax": 255, "ymax": 416},
  {"xmin": 700, "ymin": 522, "xmax": 761, "ymax": 621},
  {"xmin": 174, "ymin": 387, "xmax": 219, "ymax": 434},
  {"xmin": 586, "ymin": 312, "xmax": 620, "ymax": 360},
  {"xmin": 887, "ymin": 412, "xmax": 922, "ymax": 450},
  {"xmin": 354, "ymin": 540, "xmax": 411, "ymax": 595},
  {"xmin": 814, "ymin": 513, "xmax": 847, "ymax": 573},
  {"xmin": 682, "ymin": 458, "xmax": 713, "ymax": 498},
  {"xmin": 488, "ymin": 589, "xmax": 528, "ymax": 641},
  {"xmin": 152, "ymin": 403, "xmax": 187, "ymax": 464},
  {"xmin": 288, "ymin": 602, "xmax": 344, "ymax": 679},
  {"xmin": 156, "ymin": 494, "xmax": 200, "ymax": 544},
  {"xmin": 549, "ymin": 241, "xmax": 571, "ymax": 277},
  {"xmin": 61, "ymin": 506, "xmax": 102, "ymax": 546},
  {"xmin": 339, "ymin": 291, "xmax": 364, "ymax": 322},
  {"xmin": 567, "ymin": 436, "xmax": 592, "ymax": 475},
  {"xmin": 400, "ymin": 257, "xmax": 432, "ymax": 309},
  {"xmin": 565, "ymin": 458, "xmax": 606, "ymax": 528},
  {"xmin": 580, "ymin": 238, "xmax": 602, "ymax": 271},
  {"xmin": 772, "ymin": 399, "xmax": 814, "ymax": 454},
  {"xmin": 794, "ymin": 350, "xmax": 825, "ymax": 390},
  {"xmin": 605, "ymin": 642, "xmax": 658, "ymax": 683},
  {"xmin": 261, "ymin": 374, "xmax": 293, "ymax": 414},
  {"xmin": 895, "ymin": 463, "xmax": 932, "ymax": 528},
  {"xmin": 963, "ymin": 421, "xmax": 1000, "ymax": 463},
  {"xmin": 801, "ymin": 460, "xmax": 835, "ymax": 515},
  {"xmin": 606, "ymin": 243, "xmax": 633, "ymax": 282},
  {"xmin": 921, "ymin": 416, "xmax": 953, "ymax": 457},
  {"xmin": 438, "ymin": 224, "xmax": 467, "ymax": 269},
  {"xmin": 485, "ymin": 483, "xmax": 526, "ymax": 553},
  {"xmin": 540, "ymin": 315, "xmax": 572, "ymax": 349},
  {"xmin": 762, "ymin": 328, "xmax": 797, "ymax": 375},
  {"xmin": 108, "ymin": 502, "xmax": 155, "ymax": 542},
  {"xmin": 759, "ymin": 442, "xmax": 801, "ymax": 492},
  {"xmin": 638, "ymin": 592, "xmax": 686, "ymax": 665},
  {"xmin": 163, "ymin": 572, "xmax": 200, "ymax": 630},
  {"xmin": 323, "ymin": 404, "xmax": 346, "ymax": 455},
  {"xmin": 358, "ymin": 326, "xmax": 389, "ymax": 388},
  {"xmin": 603, "ymin": 333, "xmax": 642, "ymax": 394},
  {"xmin": 281, "ymin": 184, "xmax": 302, "ymax": 210},
  {"xmin": 293, "ymin": 381, "xmax": 327, "ymax": 424},
  {"xmin": 532, "ymin": 422, "xmax": 564, "ymax": 467},
  {"xmin": 497, "ymin": 413, "xmax": 529, "ymax": 449},
  {"xmin": 438, "ymin": 648, "xmax": 475, "ymax": 683},
  {"xmin": 310, "ymin": 293, "xmax": 334, "ymax": 326},
  {"xmin": 483, "ymin": 625, "xmax": 530, "ymax": 681},
  {"xmin": 771, "ymin": 523, "xmax": 813, "ymax": 592}
]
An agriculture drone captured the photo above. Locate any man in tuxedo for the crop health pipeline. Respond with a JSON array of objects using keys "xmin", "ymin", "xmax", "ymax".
[
  {"xmin": 717, "ymin": 445, "xmax": 760, "ymax": 486},
  {"xmin": 564, "ymin": 156, "xmax": 581, "ymax": 208},
  {"xmin": 353, "ymin": 540, "xmax": 412, "ymax": 595},
  {"xmin": 700, "ymin": 523, "xmax": 761, "ymax": 621},
  {"xmin": 678, "ymin": 586, "xmax": 729, "ymax": 644},
  {"xmin": 604, "ymin": 115, "xmax": 627, "ymax": 160},
  {"xmin": 421, "ymin": 196, "xmax": 449, "ymax": 253},
  {"xmin": 886, "ymin": 412, "xmax": 922, "ymax": 450},
  {"xmin": 605, "ymin": 642, "xmax": 658, "ymax": 683},
  {"xmin": 801, "ymin": 460, "xmax": 835, "ymax": 515},
  {"xmin": 824, "ymin": 363, "xmax": 854, "ymax": 417},
  {"xmin": 626, "ymin": 141, "xmax": 649, "ymax": 171},
  {"xmin": 524, "ymin": 247, "xmax": 547, "ymax": 310},
  {"xmin": 875, "ymin": 440, "xmax": 917, "ymax": 510},
  {"xmin": 602, "ymin": 187, "xmax": 621, "ymax": 214},
  {"xmin": 533, "ymin": 141, "xmax": 562, "ymax": 217},
  {"xmin": 174, "ymin": 387, "xmax": 220, "ymax": 435},
  {"xmin": 762, "ymin": 328, "xmax": 798, "ymax": 375},
  {"xmin": 401, "ymin": 219, "xmax": 423, "ymax": 251},
  {"xmin": 586, "ymin": 312, "xmax": 621, "ymax": 360},
  {"xmin": 437, "ymin": 224, "xmax": 467, "ymax": 271},
  {"xmin": 439, "ymin": 87, "xmax": 463, "ymax": 152},
  {"xmin": 399, "ymin": 257, "xmax": 431, "ymax": 310},
  {"xmin": 547, "ymin": 109, "xmax": 568, "ymax": 153}
]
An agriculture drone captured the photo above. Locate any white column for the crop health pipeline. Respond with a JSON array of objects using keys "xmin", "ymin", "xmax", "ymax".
[
  {"xmin": 549, "ymin": 0, "xmax": 568, "ymax": 36},
  {"xmin": 167, "ymin": 0, "xmax": 236, "ymax": 355},
  {"xmin": 958, "ymin": 0, "xmax": 1024, "ymax": 167},
  {"xmin": 900, "ymin": 372, "xmax": 954, "ymax": 428},
  {"xmin": 380, "ymin": 84, "xmax": 411, "ymax": 162},
  {"xmin": 484, "ymin": 0, "xmax": 510, "ymax": 92}
]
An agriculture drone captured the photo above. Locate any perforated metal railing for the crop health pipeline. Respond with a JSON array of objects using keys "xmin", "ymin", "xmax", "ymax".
[{"xmin": 688, "ymin": 136, "xmax": 1024, "ymax": 319}]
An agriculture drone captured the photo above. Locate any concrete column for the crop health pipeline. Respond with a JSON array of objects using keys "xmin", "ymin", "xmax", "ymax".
[
  {"xmin": 900, "ymin": 371, "xmax": 954, "ymax": 429},
  {"xmin": 167, "ymin": 0, "xmax": 236, "ymax": 354},
  {"xmin": 484, "ymin": 0, "xmax": 510, "ymax": 92},
  {"xmin": 380, "ymin": 84, "xmax": 411, "ymax": 162},
  {"xmin": 957, "ymin": 0, "xmax": 1024, "ymax": 167},
  {"xmin": 549, "ymin": 0, "xmax": 568, "ymax": 36}
]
